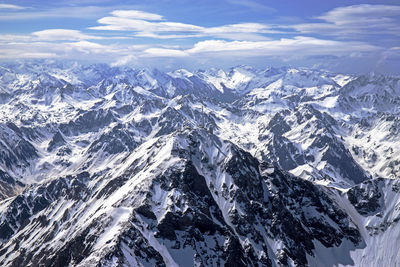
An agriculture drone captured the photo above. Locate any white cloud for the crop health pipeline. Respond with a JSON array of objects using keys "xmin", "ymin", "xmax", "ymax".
[
  {"xmin": 0, "ymin": 34, "xmax": 32, "ymax": 42},
  {"xmin": 137, "ymin": 36, "xmax": 380, "ymax": 61},
  {"xmin": 143, "ymin": 48, "xmax": 188, "ymax": 57},
  {"xmin": 0, "ymin": 34, "xmax": 393, "ymax": 74},
  {"xmin": 0, "ymin": 42, "xmax": 63, "ymax": 59},
  {"xmin": 0, "ymin": 40, "xmax": 128, "ymax": 61},
  {"xmin": 0, "ymin": 34, "xmax": 381, "ymax": 62},
  {"xmin": 32, "ymin": 29, "xmax": 103, "ymax": 41},
  {"xmin": 111, "ymin": 55, "xmax": 137, "ymax": 67},
  {"xmin": 66, "ymin": 41, "xmax": 108, "ymax": 50},
  {"xmin": 0, "ymin": 6, "xmax": 109, "ymax": 20},
  {"xmin": 291, "ymin": 4, "xmax": 400, "ymax": 38},
  {"xmin": 318, "ymin": 4, "xmax": 400, "ymax": 23},
  {"xmin": 0, "ymin": 29, "xmax": 131, "ymax": 47},
  {"xmin": 133, "ymin": 32, "xmax": 200, "ymax": 39},
  {"xmin": 111, "ymin": 10, "xmax": 163, "ymax": 20},
  {"xmin": 90, "ymin": 9, "xmax": 276, "ymax": 40},
  {"xmin": 91, "ymin": 16, "xmax": 203, "ymax": 34},
  {"xmin": 18, "ymin": 52, "xmax": 57, "ymax": 58},
  {"xmin": 226, "ymin": 0, "xmax": 275, "ymax": 13},
  {"xmin": 205, "ymin": 23, "xmax": 273, "ymax": 34},
  {"xmin": 185, "ymin": 37, "xmax": 379, "ymax": 56},
  {"xmin": 204, "ymin": 23, "xmax": 279, "ymax": 41},
  {"xmin": 0, "ymin": 4, "xmax": 25, "ymax": 10}
]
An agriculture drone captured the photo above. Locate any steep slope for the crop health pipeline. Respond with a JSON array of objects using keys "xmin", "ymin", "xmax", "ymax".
[
  {"xmin": 309, "ymin": 178, "xmax": 400, "ymax": 267},
  {"xmin": 0, "ymin": 170, "xmax": 24, "ymax": 200},
  {"xmin": 0, "ymin": 129, "xmax": 362, "ymax": 266},
  {"xmin": 332, "ymin": 73, "xmax": 400, "ymax": 179},
  {"xmin": 255, "ymin": 105, "xmax": 370, "ymax": 187}
]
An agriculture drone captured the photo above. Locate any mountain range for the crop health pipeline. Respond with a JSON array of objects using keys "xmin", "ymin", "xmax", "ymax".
[{"xmin": 0, "ymin": 60, "xmax": 399, "ymax": 266}]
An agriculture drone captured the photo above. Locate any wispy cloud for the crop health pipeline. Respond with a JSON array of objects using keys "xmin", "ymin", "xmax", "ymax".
[
  {"xmin": 0, "ymin": 29, "xmax": 105, "ymax": 43},
  {"xmin": 291, "ymin": 4, "xmax": 400, "ymax": 38},
  {"xmin": 110, "ymin": 55, "xmax": 137, "ymax": 67},
  {"xmin": 90, "ymin": 9, "xmax": 280, "ymax": 40},
  {"xmin": 143, "ymin": 47, "xmax": 188, "ymax": 57},
  {"xmin": 0, "ymin": 33, "xmax": 379, "ymax": 60},
  {"xmin": 0, "ymin": 40, "xmax": 128, "ymax": 60},
  {"xmin": 0, "ymin": 34, "xmax": 31, "ymax": 42},
  {"xmin": 198, "ymin": 38, "xmax": 373, "ymax": 58},
  {"xmin": 32, "ymin": 29, "xmax": 103, "ymax": 41},
  {"xmin": 91, "ymin": 16, "xmax": 202, "ymax": 33},
  {"xmin": 0, "ymin": 32, "xmax": 391, "ymax": 74},
  {"xmin": 225, "ymin": 0, "xmax": 275, "ymax": 13},
  {"xmin": 0, "ymin": 4, "xmax": 25, "ymax": 10},
  {"xmin": 111, "ymin": 9, "xmax": 163, "ymax": 20},
  {"xmin": 184, "ymin": 37, "xmax": 380, "ymax": 58},
  {"xmin": 0, "ymin": 6, "xmax": 109, "ymax": 20}
]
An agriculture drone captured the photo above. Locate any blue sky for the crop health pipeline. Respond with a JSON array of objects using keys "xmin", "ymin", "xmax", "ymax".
[{"xmin": 0, "ymin": 0, "xmax": 399, "ymax": 73}]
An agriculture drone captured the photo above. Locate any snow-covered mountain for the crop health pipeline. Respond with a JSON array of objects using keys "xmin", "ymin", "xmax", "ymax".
[{"xmin": 0, "ymin": 60, "xmax": 399, "ymax": 266}]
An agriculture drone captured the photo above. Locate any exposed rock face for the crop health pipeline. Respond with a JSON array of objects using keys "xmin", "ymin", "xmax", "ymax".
[{"xmin": 0, "ymin": 170, "xmax": 24, "ymax": 202}]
